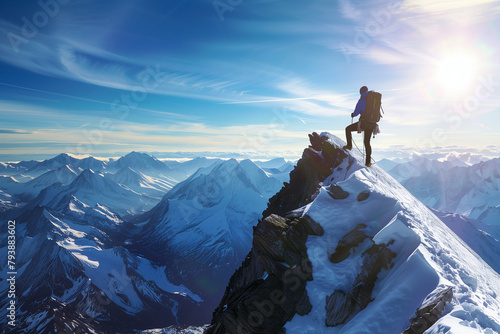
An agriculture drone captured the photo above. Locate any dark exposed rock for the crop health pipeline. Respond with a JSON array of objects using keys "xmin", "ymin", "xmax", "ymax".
[
  {"xmin": 327, "ymin": 185, "xmax": 350, "ymax": 200},
  {"xmin": 329, "ymin": 223, "xmax": 369, "ymax": 263},
  {"xmin": 357, "ymin": 191, "xmax": 370, "ymax": 202},
  {"xmin": 403, "ymin": 287, "xmax": 453, "ymax": 334},
  {"xmin": 299, "ymin": 214, "xmax": 325, "ymax": 237},
  {"xmin": 263, "ymin": 132, "xmax": 348, "ymax": 218},
  {"xmin": 206, "ymin": 213, "xmax": 323, "ymax": 334},
  {"xmin": 325, "ymin": 240, "xmax": 397, "ymax": 326},
  {"xmin": 308, "ymin": 132, "xmax": 324, "ymax": 151}
]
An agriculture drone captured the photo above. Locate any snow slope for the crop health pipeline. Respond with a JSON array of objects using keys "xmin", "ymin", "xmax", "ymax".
[
  {"xmin": 0, "ymin": 204, "xmax": 202, "ymax": 332},
  {"xmin": 109, "ymin": 166, "xmax": 176, "ymax": 198},
  {"xmin": 478, "ymin": 205, "xmax": 500, "ymax": 228},
  {"xmin": 108, "ymin": 151, "xmax": 171, "ymax": 176},
  {"xmin": 28, "ymin": 169, "xmax": 157, "ymax": 217},
  {"xmin": 165, "ymin": 157, "xmax": 224, "ymax": 182},
  {"xmin": 283, "ymin": 133, "xmax": 500, "ymax": 333},
  {"xmin": 431, "ymin": 208, "xmax": 500, "ymax": 275}
]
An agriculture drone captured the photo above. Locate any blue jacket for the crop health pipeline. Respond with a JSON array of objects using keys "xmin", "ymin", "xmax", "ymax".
[{"xmin": 352, "ymin": 90, "xmax": 370, "ymax": 117}]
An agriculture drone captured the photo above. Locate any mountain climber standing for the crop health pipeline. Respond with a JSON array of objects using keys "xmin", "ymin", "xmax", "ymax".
[{"xmin": 343, "ymin": 86, "xmax": 381, "ymax": 167}]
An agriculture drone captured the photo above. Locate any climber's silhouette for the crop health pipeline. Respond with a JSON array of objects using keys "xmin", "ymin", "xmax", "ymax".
[{"xmin": 343, "ymin": 86, "xmax": 378, "ymax": 167}]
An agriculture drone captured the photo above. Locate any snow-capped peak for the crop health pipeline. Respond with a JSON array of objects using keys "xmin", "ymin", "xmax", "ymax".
[{"xmin": 110, "ymin": 151, "xmax": 170, "ymax": 174}]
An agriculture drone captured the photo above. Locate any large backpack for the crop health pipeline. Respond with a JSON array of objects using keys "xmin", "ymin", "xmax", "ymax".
[{"xmin": 360, "ymin": 91, "xmax": 382, "ymax": 124}]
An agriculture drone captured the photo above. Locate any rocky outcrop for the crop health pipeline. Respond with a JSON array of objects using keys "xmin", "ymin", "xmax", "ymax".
[
  {"xmin": 262, "ymin": 132, "xmax": 349, "ymax": 218},
  {"xmin": 403, "ymin": 287, "xmax": 453, "ymax": 334},
  {"xmin": 357, "ymin": 190, "xmax": 370, "ymax": 202},
  {"xmin": 327, "ymin": 185, "xmax": 350, "ymax": 200},
  {"xmin": 205, "ymin": 213, "xmax": 324, "ymax": 334},
  {"xmin": 329, "ymin": 223, "xmax": 369, "ymax": 263}
]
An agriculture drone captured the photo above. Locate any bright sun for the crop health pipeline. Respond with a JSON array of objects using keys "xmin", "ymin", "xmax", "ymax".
[{"xmin": 435, "ymin": 53, "xmax": 479, "ymax": 96}]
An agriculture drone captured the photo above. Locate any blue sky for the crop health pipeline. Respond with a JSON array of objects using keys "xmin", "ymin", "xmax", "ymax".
[{"xmin": 0, "ymin": 0, "xmax": 499, "ymax": 161}]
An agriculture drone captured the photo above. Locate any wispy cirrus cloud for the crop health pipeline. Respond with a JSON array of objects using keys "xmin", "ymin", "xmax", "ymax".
[{"xmin": 0, "ymin": 129, "xmax": 32, "ymax": 134}]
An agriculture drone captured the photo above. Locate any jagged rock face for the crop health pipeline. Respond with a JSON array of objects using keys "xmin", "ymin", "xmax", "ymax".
[
  {"xmin": 206, "ymin": 133, "xmax": 346, "ymax": 334},
  {"xmin": 205, "ymin": 213, "xmax": 324, "ymax": 334},
  {"xmin": 263, "ymin": 133, "xmax": 349, "ymax": 218}
]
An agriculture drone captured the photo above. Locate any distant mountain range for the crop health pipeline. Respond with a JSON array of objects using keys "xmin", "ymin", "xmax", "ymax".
[
  {"xmin": 0, "ymin": 152, "xmax": 291, "ymax": 332},
  {"xmin": 381, "ymin": 156, "xmax": 500, "ymax": 223}
]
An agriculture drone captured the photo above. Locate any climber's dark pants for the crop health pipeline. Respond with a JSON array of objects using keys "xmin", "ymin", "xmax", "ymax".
[{"xmin": 345, "ymin": 122, "xmax": 373, "ymax": 165}]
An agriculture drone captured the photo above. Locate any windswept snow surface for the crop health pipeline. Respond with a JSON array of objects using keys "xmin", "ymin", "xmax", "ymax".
[
  {"xmin": 285, "ymin": 133, "xmax": 500, "ymax": 334},
  {"xmin": 431, "ymin": 208, "xmax": 500, "ymax": 274}
]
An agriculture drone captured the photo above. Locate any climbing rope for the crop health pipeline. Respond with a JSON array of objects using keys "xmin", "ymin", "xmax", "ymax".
[{"xmin": 352, "ymin": 134, "xmax": 376, "ymax": 166}]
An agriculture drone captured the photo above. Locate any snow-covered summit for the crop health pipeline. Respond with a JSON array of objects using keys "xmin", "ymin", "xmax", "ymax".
[
  {"xmin": 28, "ymin": 168, "xmax": 155, "ymax": 217},
  {"xmin": 131, "ymin": 158, "xmax": 286, "ymax": 320},
  {"xmin": 25, "ymin": 153, "xmax": 105, "ymax": 177},
  {"xmin": 207, "ymin": 132, "xmax": 500, "ymax": 334},
  {"xmin": 109, "ymin": 151, "xmax": 170, "ymax": 174},
  {"xmin": 166, "ymin": 158, "xmax": 282, "ymax": 203}
]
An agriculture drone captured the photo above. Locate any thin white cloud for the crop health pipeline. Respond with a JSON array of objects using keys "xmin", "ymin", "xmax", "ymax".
[
  {"xmin": 399, "ymin": 0, "xmax": 500, "ymax": 19},
  {"xmin": 339, "ymin": 0, "xmax": 363, "ymax": 20},
  {"xmin": 332, "ymin": 0, "xmax": 500, "ymax": 67}
]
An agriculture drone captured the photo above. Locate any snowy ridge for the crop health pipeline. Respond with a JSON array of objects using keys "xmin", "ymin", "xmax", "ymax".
[
  {"xmin": 0, "ymin": 153, "xmax": 229, "ymax": 215},
  {"xmin": 289, "ymin": 133, "xmax": 500, "ymax": 333},
  {"xmin": 109, "ymin": 151, "xmax": 171, "ymax": 175},
  {"xmin": 140, "ymin": 325, "xmax": 209, "ymax": 333},
  {"xmin": 207, "ymin": 132, "xmax": 500, "ymax": 334},
  {"xmin": 0, "ymin": 153, "xmax": 296, "ymax": 331},
  {"xmin": 110, "ymin": 166, "xmax": 176, "ymax": 198}
]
